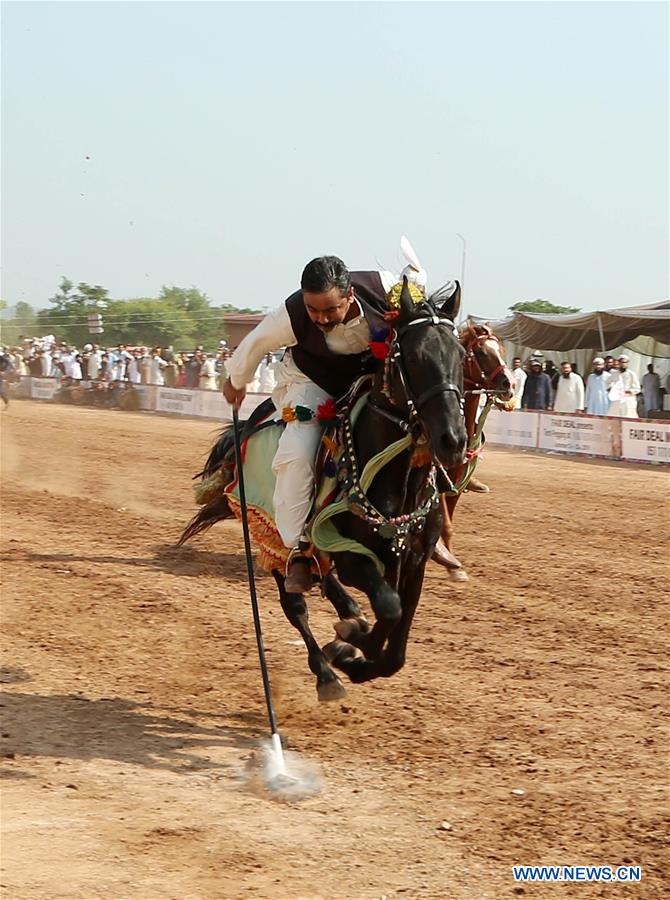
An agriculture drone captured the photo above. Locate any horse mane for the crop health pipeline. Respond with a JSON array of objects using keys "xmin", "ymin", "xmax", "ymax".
[{"xmin": 427, "ymin": 280, "xmax": 458, "ymax": 309}]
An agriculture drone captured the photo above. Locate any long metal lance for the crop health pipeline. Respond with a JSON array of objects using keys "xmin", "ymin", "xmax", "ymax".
[{"xmin": 231, "ymin": 404, "xmax": 286, "ymax": 771}]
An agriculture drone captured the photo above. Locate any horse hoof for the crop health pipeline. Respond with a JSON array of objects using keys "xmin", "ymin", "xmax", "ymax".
[
  {"xmin": 323, "ymin": 639, "xmax": 363, "ymax": 666},
  {"xmin": 431, "ymin": 541, "xmax": 463, "ymax": 570},
  {"xmin": 448, "ymin": 568, "xmax": 470, "ymax": 582},
  {"xmin": 317, "ymin": 678, "xmax": 347, "ymax": 702},
  {"xmin": 334, "ymin": 616, "xmax": 369, "ymax": 642}
]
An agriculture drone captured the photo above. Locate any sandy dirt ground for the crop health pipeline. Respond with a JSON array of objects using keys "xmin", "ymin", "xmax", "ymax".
[{"xmin": 1, "ymin": 400, "xmax": 668, "ymax": 900}]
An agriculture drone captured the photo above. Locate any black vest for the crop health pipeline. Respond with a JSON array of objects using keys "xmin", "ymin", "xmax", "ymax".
[{"xmin": 285, "ymin": 271, "xmax": 389, "ymax": 399}]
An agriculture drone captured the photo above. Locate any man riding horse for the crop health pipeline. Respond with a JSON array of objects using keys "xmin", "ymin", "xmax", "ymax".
[
  {"xmin": 222, "ymin": 242, "xmax": 459, "ymax": 591},
  {"xmin": 184, "ymin": 240, "xmax": 469, "ymax": 698}
]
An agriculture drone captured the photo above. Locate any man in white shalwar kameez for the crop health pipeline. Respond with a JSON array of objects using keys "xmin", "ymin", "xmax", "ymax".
[
  {"xmin": 553, "ymin": 361, "xmax": 584, "ymax": 413},
  {"xmin": 259, "ymin": 354, "xmax": 276, "ymax": 393},
  {"xmin": 88, "ymin": 346, "xmax": 102, "ymax": 380},
  {"xmin": 127, "ymin": 353, "xmax": 142, "ymax": 384},
  {"xmin": 511, "ymin": 357, "xmax": 526, "ymax": 409},
  {"xmin": 585, "ymin": 357, "xmax": 610, "ymax": 416},
  {"xmin": 199, "ymin": 354, "xmax": 218, "ymax": 390},
  {"xmin": 607, "ymin": 355, "xmax": 641, "ymax": 418},
  {"xmin": 641, "ymin": 364, "xmax": 661, "ymax": 414}
]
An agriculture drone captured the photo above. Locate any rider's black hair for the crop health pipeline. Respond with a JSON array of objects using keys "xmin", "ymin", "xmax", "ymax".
[{"xmin": 300, "ymin": 256, "xmax": 352, "ymax": 296}]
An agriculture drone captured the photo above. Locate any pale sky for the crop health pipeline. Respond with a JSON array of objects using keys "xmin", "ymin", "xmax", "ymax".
[{"xmin": 2, "ymin": 1, "xmax": 668, "ymax": 319}]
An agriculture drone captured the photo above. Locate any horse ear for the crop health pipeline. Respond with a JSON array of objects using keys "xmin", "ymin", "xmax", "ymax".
[
  {"xmin": 398, "ymin": 275, "xmax": 417, "ymax": 318},
  {"xmin": 430, "ymin": 280, "xmax": 461, "ymax": 321}
]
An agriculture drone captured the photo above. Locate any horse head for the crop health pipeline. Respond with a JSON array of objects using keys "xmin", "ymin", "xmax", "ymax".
[
  {"xmin": 460, "ymin": 323, "xmax": 515, "ymax": 402},
  {"xmin": 381, "ymin": 277, "xmax": 467, "ymax": 469}
]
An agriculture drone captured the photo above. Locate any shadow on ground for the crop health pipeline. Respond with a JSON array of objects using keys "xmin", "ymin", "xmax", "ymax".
[
  {"xmin": 2, "ymin": 544, "xmax": 271, "ymax": 580},
  {"xmin": 0, "ymin": 690, "xmax": 263, "ymax": 777}
]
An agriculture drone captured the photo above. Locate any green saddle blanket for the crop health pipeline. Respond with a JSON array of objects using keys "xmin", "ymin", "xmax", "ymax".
[{"xmin": 222, "ymin": 397, "xmax": 370, "ymax": 572}]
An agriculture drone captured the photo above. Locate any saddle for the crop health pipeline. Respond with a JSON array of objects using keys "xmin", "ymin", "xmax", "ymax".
[{"xmin": 196, "ymin": 379, "xmax": 372, "ymax": 574}]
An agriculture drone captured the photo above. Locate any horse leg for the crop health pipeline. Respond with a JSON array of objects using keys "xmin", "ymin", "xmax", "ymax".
[
  {"xmin": 325, "ymin": 552, "xmax": 400, "ymax": 663},
  {"xmin": 321, "ymin": 571, "xmax": 371, "ymax": 643},
  {"xmin": 271, "ymin": 571, "xmax": 346, "ymax": 702},
  {"xmin": 433, "ymin": 494, "xmax": 469, "ymax": 582},
  {"xmin": 326, "ymin": 552, "xmax": 428, "ymax": 683},
  {"xmin": 321, "ymin": 570, "xmax": 362, "ymax": 619}
]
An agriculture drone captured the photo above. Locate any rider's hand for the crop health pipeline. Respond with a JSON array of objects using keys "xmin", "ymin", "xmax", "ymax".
[{"xmin": 223, "ymin": 377, "xmax": 246, "ymax": 408}]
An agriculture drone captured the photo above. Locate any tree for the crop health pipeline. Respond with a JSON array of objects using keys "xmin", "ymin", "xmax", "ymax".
[
  {"xmin": 509, "ymin": 299, "xmax": 581, "ymax": 315},
  {"xmin": 30, "ymin": 278, "xmax": 261, "ymax": 350},
  {"xmin": 155, "ymin": 286, "xmax": 259, "ymax": 349},
  {"xmin": 0, "ymin": 301, "xmax": 38, "ymax": 345},
  {"xmin": 102, "ymin": 296, "xmax": 198, "ymax": 348},
  {"xmin": 36, "ymin": 279, "xmax": 112, "ymax": 346}
]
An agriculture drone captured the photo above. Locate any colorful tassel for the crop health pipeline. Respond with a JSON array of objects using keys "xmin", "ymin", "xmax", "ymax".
[
  {"xmin": 316, "ymin": 398, "xmax": 338, "ymax": 423},
  {"xmin": 322, "ymin": 435, "xmax": 339, "ymax": 455},
  {"xmin": 369, "ymin": 341, "xmax": 390, "ymax": 360},
  {"xmin": 370, "ymin": 325, "xmax": 390, "ymax": 342},
  {"xmin": 295, "ymin": 405, "xmax": 314, "ymax": 422}
]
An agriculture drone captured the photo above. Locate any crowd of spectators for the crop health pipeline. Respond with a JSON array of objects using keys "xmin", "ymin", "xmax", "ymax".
[
  {"xmin": 2, "ymin": 335, "xmax": 667, "ymax": 420},
  {"xmin": 0, "ymin": 336, "xmax": 278, "ymax": 406},
  {"xmin": 511, "ymin": 354, "xmax": 667, "ymax": 418}
]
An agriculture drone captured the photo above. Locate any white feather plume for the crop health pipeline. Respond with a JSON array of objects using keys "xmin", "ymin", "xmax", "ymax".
[
  {"xmin": 399, "ymin": 235, "xmax": 428, "ymax": 290},
  {"xmin": 400, "ymin": 235, "xmax": 423, "ymax": 272}
]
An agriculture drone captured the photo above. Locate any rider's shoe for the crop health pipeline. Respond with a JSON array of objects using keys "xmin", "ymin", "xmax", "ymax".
[
  {"xmin": 466, "ymin": 478, "xmax": 491, "ymax": 493},
  {"xmin": 284, "ymin": 556, "xmax": 313, "ymax": 593}
]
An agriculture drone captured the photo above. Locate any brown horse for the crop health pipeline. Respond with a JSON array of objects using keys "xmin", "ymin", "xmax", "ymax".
[{"xmin": 432, "ymin": 322, "xmax": 515, "ymax": 580}]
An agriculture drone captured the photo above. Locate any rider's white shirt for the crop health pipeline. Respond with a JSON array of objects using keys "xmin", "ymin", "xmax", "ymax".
[{"xmin": 225, "ymin": 270, "xmax": 397, "ymax": 393}]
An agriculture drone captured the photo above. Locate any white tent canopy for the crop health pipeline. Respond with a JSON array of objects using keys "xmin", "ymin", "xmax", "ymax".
[
  {"xmin": 478, "ymin": 299, "xmax": 670, "ymax": 352},
  {"xmin": 470, "ymin": 299, "xmax": 670, "ymax": 381}
]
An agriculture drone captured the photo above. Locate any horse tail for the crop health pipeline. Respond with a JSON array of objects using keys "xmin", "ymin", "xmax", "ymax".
[
  {"xmin": 195, "ymin": 426, "xmax": 236, "ymax": 479},
  {"xmin": 178, "ymin": 493, "xmax": 234, "ymax": 545},
  {"xmin": 178, "ymin": 424, "xmax": 241, "ymax": 545}
]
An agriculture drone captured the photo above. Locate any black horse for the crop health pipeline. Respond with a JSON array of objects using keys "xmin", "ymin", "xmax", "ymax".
[{"xmin": 180, "ymin": 279, "xmax": 466, "ymax": 700}]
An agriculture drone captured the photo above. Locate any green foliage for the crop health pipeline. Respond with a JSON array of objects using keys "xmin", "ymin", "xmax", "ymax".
[
  {"xmin": 102, "ymin": 297, "xmax": 198, "ymax": 348},
  {"xmin": 509, "ymin": 299, "xmax": 581, "ymax": 315},
  {"xmin": 0, "ymin": 300, "xmax": 38, "ymax": 345},
  {"xmin": 32, "ymin": 279, "xmax": 112, "ymax": 346},
  {"xmin": 11, "ymin": 279, "xmax": 261, "ymax": 350}
]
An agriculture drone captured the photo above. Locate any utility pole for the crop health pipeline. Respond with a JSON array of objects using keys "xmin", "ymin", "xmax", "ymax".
[{"xmin": 456, "ymin": 232, "xmax": 467, "ymax": 323}]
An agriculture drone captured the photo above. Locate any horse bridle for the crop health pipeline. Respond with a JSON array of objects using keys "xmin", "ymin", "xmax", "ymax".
[
  {"xmin": 337, "ymin": 306, "xmax": 463, "ymax": 557},
  {"xmin": 369, "ymin": 307, "xmax": 464, "ymax": 434},
  {"xmin": 461, "ymin": 325, "xmax": 507, "ymax": 394}
]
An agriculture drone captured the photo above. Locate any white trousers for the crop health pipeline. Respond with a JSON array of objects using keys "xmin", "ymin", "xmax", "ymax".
[
  {"xmin": 609, "ymin": 397, "xmax": 638, "ymax": 418},
  {"xmin": 271, "ymin": 379, "xmax": 332, "ymax": 549}
]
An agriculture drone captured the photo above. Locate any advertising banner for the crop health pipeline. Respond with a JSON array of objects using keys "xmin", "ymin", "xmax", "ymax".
[
  {"xmin": 196, "ymin": 390, "xmax": 270, "ymax": 421},
  {"xmin": 484, "ymin": 409, "xmax": 539, "ymax": 448},
  {"xmin": 538, "ymin": 413, "xmax": 621, "ymax": 458},
  {"xmin": 133, "ymin": 384, "xmax": 156, "ymax": 411},
  {"xmin": 240, "ymin": 392, "xmax": 271, "ymax": 419},
  {"xmin": 620, "ymin": 420, "xmax": 670, "ymax": 463},
  {"xmin": 155, "ymin": 387, "xmax": 198, "ymax": 415},
  {"xmin": 30, "ymin": 377, "xmax": 59, "ymax": 401},
  {"xmin": 195, "ymin": 390, "xmax": 228, "ymax": 420}
]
